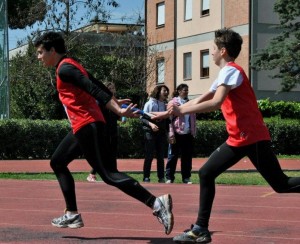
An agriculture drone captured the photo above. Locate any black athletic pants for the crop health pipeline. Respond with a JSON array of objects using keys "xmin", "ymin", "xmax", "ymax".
[
  {"xmin": 50, "ymin": 122, "xmax": 156, "ymax": 211},
  {"xmin": 196, "ymin": 140, "xmax": 300, "ymax": 228},
  {"xmin": 143, "ymin": 131, "xmax": 166, "ymax": 180},
  {"xmin": 165, "ymin": 133, "xmax": 194, "ymax": 181}
]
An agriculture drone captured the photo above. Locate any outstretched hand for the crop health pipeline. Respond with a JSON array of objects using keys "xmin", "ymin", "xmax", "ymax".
[
  {"xmin": 167, "ymin": 103, "xmax": 182, "ymax": 117},
  {"xmin": 120, "ymin": 103, "xmax": 140, "ymax": 118},
  {"xmin": 117, "ymin": 98, "xmax": 131, "ymax": 105},
  {"xmin": 150, "ymin": 111, "xmax": 170, "ymax": 120}
]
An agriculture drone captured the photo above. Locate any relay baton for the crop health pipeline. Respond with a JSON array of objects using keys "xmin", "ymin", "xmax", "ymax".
[{"xmin": 121, "ymin": 104, "xmax": 154, "ymax": 119}]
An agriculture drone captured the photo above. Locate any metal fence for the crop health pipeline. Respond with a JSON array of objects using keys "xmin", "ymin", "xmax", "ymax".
[{"xmin": 0, "ymin": 0, "xmax": 9, "ymax": 119}]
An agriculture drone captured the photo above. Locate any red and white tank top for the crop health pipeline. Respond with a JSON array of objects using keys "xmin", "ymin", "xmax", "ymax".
[{"xmin": 210, "ymin": 62, "xmax": 270, "ymax": 146}]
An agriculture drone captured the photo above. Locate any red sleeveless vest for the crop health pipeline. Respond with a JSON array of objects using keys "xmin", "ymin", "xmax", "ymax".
[
  {"xmin": 221, "ymin": 62, "xmax": 270, "ymax": 146},
  {"xmin": 56, "ymin": 58, "xmax": 105, "ymax": 133}
]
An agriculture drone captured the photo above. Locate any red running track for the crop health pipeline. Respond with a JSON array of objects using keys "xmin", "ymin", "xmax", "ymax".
[
  {"xmin": 0, "ymin": 158, "xmax": 299, "ymax": 173},
  {"xmin": 0, "ymin": 179, "xmax": 300, "ymax": 243}
]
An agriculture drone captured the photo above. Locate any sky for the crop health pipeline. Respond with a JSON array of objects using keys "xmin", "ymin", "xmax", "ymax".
[{"xmin": 8, "ymin": 0, "xmax": 144, "ymax": 50}]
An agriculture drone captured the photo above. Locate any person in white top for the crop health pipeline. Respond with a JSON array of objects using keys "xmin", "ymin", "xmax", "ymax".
[{"xmin": 141, "ymin": 85, "xmax": 170, "ymax": 183}]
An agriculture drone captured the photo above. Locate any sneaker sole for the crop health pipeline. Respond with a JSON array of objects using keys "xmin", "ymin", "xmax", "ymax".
[
  {"xmin": 173, "ymin": 232, "xmax": 212, "ymax": 243},
  {"xmin": 68, "ymin": 223, "xmax": 84, "ymax": 228},
  {"xmin": 163, "ymin": 194, "xmax": 174, "ymax": 235},
  {"xmin": 174, "ymin": 240, "xmax": 211, "ymax": 243},
  {"xmin": 51, "ymin": 222, "xmax": 84, "ymax": 228},
  {"xmin": 196, "ymin": 237, "xmax": 211, "ymax": 243}
]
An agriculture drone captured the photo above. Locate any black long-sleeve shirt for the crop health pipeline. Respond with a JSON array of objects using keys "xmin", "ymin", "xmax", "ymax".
[{"xmin": 58, "ymin": 61, "xmax": 112, "ymax": 106}]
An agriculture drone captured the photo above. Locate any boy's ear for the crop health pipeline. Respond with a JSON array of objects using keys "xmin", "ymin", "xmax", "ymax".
[{"xmin": 220, "ymin": 47, "xmax": 227, "ymax": 56}]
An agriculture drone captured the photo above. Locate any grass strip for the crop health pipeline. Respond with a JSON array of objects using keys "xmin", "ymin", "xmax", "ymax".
[{"xmin": 1, "ymin": 171, "xmax": 299, "ymax": 186}]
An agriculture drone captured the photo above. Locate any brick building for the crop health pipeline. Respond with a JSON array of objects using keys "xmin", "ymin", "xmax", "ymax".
[{"xmin": 145, "ymin": 0, "xmax": 300, "ymax": 101}]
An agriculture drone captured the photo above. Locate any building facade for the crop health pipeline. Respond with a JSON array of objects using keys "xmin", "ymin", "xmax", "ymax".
[{"xmin": 145, "ymin": 0, "xmax": 300, "ymax": 101}]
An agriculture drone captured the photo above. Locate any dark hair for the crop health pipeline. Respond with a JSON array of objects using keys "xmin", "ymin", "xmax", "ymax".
[
  {"xmin": 34, "ymin": 31, "xmax": 67, "ymax": 54},
  {"xmin": 214, "ymin": 28, "xmax": 243, "ymax": 59},
  {"xmin": 150, "ymin": 85, "xmax": 169, "ymax": 100},
  {"xmin": 172, "ymin": 83, "xmax": 188, "ymax": 98}
]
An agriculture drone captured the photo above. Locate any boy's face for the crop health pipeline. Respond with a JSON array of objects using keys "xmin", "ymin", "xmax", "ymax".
[
  {"xmin": 212, "ymin": 43, "xmax": 223, "ymax": 66},
  {"xmin": 36, "ymin": 45, "xmax": 56, "ymax": 67}
]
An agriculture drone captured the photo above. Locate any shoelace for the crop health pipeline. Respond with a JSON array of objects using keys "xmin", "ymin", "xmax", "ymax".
[
  {"xmin": 154, "ymin": 207, "xmax": 168, "ymax": 226},
  {"xmin": 56, "ymin": 214, "xmax": 76, "ymax": 224},
  {"xmin": 183, "ymin": 224, "xmax": 194, "ymax": 233}
]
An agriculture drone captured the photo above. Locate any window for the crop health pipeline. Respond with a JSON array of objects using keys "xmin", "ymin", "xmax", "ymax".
[
  {"xmin": 184, "ymin": 0, "xmax": 192, "ymax": 21},
  {"xmin": 157, "ymin": 59, "xmax": 165, "ymax": 84},
  {"xmin": 200, "ymin": 50, "xmax": 209, "ymax": 78},
  {"xmin": 183, "ymin": 52, "xmax": 192, "ymax": 80},
  {"xmin": 201, "ymin": 0, "xmax": 210, "ymax": 16},
  {"xmin": 157, "ymin": 2, "xmax": 165, "ymax": 27}
]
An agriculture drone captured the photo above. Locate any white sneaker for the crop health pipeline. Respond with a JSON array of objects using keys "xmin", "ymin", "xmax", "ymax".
[
  {"xmin": 52, "ymin": 213, "xmax": 84, "ymax": 228},
  {"xmin": 183, "ymin": 178, "xmax": 192, "ymax": 184},
  {"xmin": 166, "ymin": 180, "xmax": 173, "ymax": 184},
  {"xmin": 153, "ymin": 194, "xmax": 174, "ymax": 235},
  {"xmin": 87, "ymin": 174, "xmax": 97, "ymax": 182}
]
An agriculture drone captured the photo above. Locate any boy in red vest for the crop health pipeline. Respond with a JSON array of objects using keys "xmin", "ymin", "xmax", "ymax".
[
  {"xmin": 34, "ymin": 32, "xmax": 173, "ymax": 235},
  {"xmin": 168, "ymin": 28, "xmax": 300, "ymax": 243}
]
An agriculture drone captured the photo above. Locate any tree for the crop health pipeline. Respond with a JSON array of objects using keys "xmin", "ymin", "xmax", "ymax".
[
  {"xmin": 67, "ymin": 31, "xmax": 148, "ymax": 107},
  {"xmin": 8, "ymin": 0, "xmax": 46, "ymax": 29},
  {"xmin": 29, "ymin": 0, "xmax": 119, "ymax": 35},
  {"xmin": 9, "ymin": 43, "xmax": 64, "ymax": 119},
  {"xmin": 9, "ymin": 30, "xmax": 150, "ymax": 119},
  {"xmin": 8, "ymin": 1, "xmax": 159, "ymax": 119},
  {"xmin": 8, "ymin": 0, "xmax": 121, "ymax": 119},
  {"xmin": 251, "ymin": 1, "xmax": 300, "ymax": 91}
]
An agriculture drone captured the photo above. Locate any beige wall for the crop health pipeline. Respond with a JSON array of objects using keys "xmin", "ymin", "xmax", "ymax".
[
  {"xmin": 163, "ymin": 49, "xmax": 175, "ymax": 93},
  {"xmin": 176, "ymin": 35, "xmax": 249, "ymax": 97},
  {"xmin": 175, "ymin": 0, "xmax": 222, "ymax": 96},
  {"xmin": 176, "ymin": 39, "xmax": 215, "ymax": 96},
  {"xmin": 176, "ymin": 0, "xmax": 222, "ymax": 38}
]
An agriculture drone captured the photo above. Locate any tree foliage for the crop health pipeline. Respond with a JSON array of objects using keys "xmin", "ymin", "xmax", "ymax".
[
  {"xmin": 251, "ymin": 1, "xmax": 300, "ymax": 91},
  {"xmin": 8, "ymin": 0, "xmax": 47, "ymax": 29},
  {"xmin": 9, "ymin": 43, "xmax": 64, "ymax": 119},
  {"xmin": 67, "ymin": 32, "xmax": 148, "ymax": 106},
  {"xmin": 24, "ymin": 0, "xmax": 119, "ymax": 34},
  {"xmin": 8, "ymin": 0, "xmax": 154, "ymax": 119},
  {"xmin": 8, "ymin": 0, "xmax": 121, "ymax": 45},
  {"xmin": 9, "ymin": 32, "xmax": 149, "ymax": 119}
]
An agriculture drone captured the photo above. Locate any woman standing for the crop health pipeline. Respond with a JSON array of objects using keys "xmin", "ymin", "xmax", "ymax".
[
  {"xmin": 165, "ymin": 84, "xmax": 196, "ymax": 184},
  {"xmin": 141, "ymin": 85, "xmax": 170, "ymax": 183}
]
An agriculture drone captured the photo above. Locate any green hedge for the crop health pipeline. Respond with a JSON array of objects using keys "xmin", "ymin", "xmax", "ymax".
[
  {"xmin": 0, "ymin": 118, "xmax": 299, "ymax": 159},
  {"xmin": 197, "ymin": 99, "xmax": 300, "ymax": 120},
  {"xmin": 0, "ymin": 119, "xmax": 70, "ymax": 159}
]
